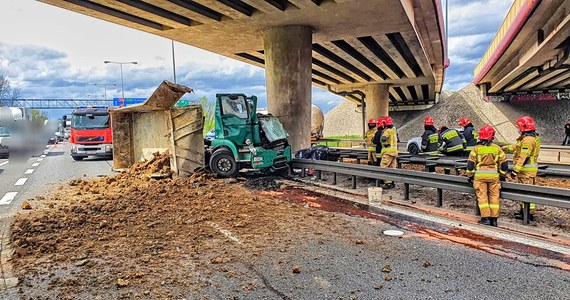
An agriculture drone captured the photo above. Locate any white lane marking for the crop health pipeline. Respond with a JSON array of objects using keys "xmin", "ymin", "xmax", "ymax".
[
  {"xmin": 32, "ymin": 163, "xmax": 40, "ymax": 167},
  {"xmin": 14, "ymin": 178, "xmax": 28, "ymax": 186},
  {"xmin": 40, "ymin": 155, "xmax": 46, "ymax": 158},
  {"xmin": 37, "ymin": 158, "xmax": 44, "ymax": 162},
  {"xmin": 0, "ymin": 192, "xmax": 18, "ymax": 205},
  {"xmin": 24, "ymin": 169, "xmax": 35, "ymax": 175},
  {"xmin": 0, "ymin": 161, "xmax": 8, "ymax": 167},
  {"xmin": 208, "ymin": 222, "xmax": 242, "ymax": 244}
]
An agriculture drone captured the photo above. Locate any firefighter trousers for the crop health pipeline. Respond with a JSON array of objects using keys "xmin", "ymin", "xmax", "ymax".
[
  {"xmin": 473, "ymin": 179, "xmax": 501, "ymax": 218},
  {"xmin": 517, "ymin": 175, "xmax": 536, "ymax": 213},
  {"xmin": 380, "ymin": 153, "xmax": 398, "ymax": 184},
  {"xmin": 367, "ymin": 149, "xmax": 376, "ymax": 165}
]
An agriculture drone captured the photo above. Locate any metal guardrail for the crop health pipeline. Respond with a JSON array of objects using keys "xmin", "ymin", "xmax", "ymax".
[
  {"xmin": 291, "ymin": 159, "xmax": 570, "ymax": 224},
  {"xmin": 0, "ymin": 99, "xmax": 115, "ymax": 109}
]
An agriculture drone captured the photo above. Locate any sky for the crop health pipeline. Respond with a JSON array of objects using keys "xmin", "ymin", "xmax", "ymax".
[{"xmin": 0, "ymin": 0, "xmax": 514, "ymax": 117}]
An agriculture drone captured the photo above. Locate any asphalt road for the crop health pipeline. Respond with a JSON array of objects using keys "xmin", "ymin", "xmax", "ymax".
[
  {"xmin": 0, "ymin": 143, "xmax": 114, "ymax": 218},
  {"xmin": 0, "ymin": 143, "xmax": 569, "ymax": 299}
]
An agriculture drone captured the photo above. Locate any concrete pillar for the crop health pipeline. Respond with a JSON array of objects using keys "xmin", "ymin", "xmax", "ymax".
[
  {"xmin": 365, "ymin": 84, "xmax": 390, "ymax": 119},
  {"xmin": 264, "ymin": 25, "xmax": 312, "ymax": 152}
]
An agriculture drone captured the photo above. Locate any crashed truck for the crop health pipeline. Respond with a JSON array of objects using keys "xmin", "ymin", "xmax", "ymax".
[{"xmin": 111, "ymin": 81, "xmax": 291, "ymax": 178}]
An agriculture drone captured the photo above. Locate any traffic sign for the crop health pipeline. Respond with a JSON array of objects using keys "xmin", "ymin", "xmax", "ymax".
[{"xmin": 113, "ymin": 98, "xmax": 147, "ymax": 107}]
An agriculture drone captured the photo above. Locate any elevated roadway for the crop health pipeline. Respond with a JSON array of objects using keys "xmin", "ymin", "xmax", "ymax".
[
  {"xmin": 39, "ymin": 0, "xmax": 448, "ymax": 150},
  {"xmin": 474, "ymin": 0, "xmax": 570, "ymax": 97}
]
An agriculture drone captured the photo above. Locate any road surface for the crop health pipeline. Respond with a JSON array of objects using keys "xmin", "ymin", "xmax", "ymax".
[{"xmin": 0, "ymin": 143, "xmax": 568, "ymax": 299}]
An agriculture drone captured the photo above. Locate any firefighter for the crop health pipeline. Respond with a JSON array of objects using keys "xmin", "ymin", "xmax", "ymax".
[
  {"xmin": 379, "ymin": 116, "xmax": 398, "ymax": 189},
  {"xmin": 459, "ymin": 117, "xmax": 478, "ymax": 154},
  {"xmin": 364, "ymin": 119, "xmax": 378, "ymax": 165},
  {"xmin": 421, "ymin": 116, "xmax": 439, "ymax": 155},
  {"xmin": 373, "ymin": 117, "xmax": 386, "ymax": 166},
  {"xmin": 467, "ymin": 125, "xmax": 508, "ymax": 227},
  {"xmin": 438, "ymin": 126, "xmax": 466, "ymax": 155},
  {"xmin": 502, "ymin": 116, "xmax": 540, "ymax": 221}
]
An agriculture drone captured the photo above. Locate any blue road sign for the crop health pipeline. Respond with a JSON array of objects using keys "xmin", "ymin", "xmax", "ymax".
[{"xmin": 113, "ymin": 98, "xmax": 147, "ymax": 107}]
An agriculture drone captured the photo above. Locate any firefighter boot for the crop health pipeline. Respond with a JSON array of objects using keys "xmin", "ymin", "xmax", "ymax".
[
  {"xmin": 478, "ymin": 218, "xmax": 492, "ymax": 226},
  {"xmin": 490, "ymin": 218, "xmax": 498, "ymax": 227}
]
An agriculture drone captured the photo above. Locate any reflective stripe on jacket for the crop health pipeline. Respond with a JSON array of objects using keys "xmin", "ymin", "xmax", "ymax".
[
  {"xmin": 466, "ymin": 143, "xmax": 507, "ymax": 179},
  {"xmin": 439, "ymin": 128, "xmax": 465, "ymax": 153},
  {"xmin": 511, "ymin": 133, "xmax": 540, "ymax": 176},
  {"xmin": 381, "ymin": 127, "xmax": 398, "ymax": 154},
  {"xmin": 421, "ymin": 128, "xmax": 439, "ymax": 154}
]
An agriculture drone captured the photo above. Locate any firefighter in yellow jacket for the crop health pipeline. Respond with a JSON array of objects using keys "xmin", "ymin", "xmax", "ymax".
[
  {"xmin": 364, "ymin": 119, "xmax": 378, "ymax": 165},
  {"xmin": 502, "ymin": 116, "xmax": 541, "ymax": 221},
  {"xmin": 379, "ymin": 116, "xmax": 398, "ymax": 189},
  {"xmin": 466, "ymin": 125, "xmax": 508, "ymax": 227}
]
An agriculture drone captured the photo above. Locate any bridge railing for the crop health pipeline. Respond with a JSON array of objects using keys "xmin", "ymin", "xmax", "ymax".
[
  {"xmin": 0, "ymin": 99, "xmax": 114, "ymax": 109},
  {"xmin": 473, "ymin": 0, "xmax": 526, "ymax": 80}
]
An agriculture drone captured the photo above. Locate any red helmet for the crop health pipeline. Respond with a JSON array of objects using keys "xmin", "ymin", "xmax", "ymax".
[
  {"xmin": 377, "ymin": 117, "xmax": 385, "ymax": 126},
  {"xmin": 384, "ymin": 116, "xmax": 393, "ymax": 126},
  {"xmin": 459, "ymin": 117, "xmax": 471, "ymax": 127},
  {"xmin": 424, "ymin": 116, "xmax": 434, "ymax": 126},
  {"xmin": 368, "ymin": 118, "xmax": 377, "ymax": 125},
  {"xmin": 516, "ymin": 116, "xmax": 536, "ymax": 131},
  {"xmin": 478, "ymin": 125, "xmax": 496, "ymax": 141}
]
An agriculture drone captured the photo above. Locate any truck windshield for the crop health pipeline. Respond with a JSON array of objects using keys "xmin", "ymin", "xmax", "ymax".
[{"xmin": 71, "ymin": 114, "xmax": 110, "ymax": 130}]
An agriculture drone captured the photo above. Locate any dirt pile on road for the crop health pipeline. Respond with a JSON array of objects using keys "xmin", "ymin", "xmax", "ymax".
[{"xmin": 9, "ymin": 154, "xmax": 365, "ymax": 298}]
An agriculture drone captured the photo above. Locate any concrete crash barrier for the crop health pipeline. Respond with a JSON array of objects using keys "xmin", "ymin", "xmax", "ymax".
[{"xmin": 111, "ymin": 80, "xmax": 204, "ymax": 177}]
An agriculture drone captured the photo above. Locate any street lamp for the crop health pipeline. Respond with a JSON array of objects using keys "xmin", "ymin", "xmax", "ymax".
[
  {"xmin": 92, "ymin": 83, "xmax": 117, "ymax": 100},
  {"xmin": 104, "ymin": 61, "xmax": 138, "ymax": 99}
]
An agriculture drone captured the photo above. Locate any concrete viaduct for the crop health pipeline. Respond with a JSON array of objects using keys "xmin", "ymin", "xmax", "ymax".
[
  {"xmin": 474, "ymin": 0, "xmax": 570, "ymax": 97},
  {"xmin": 39, "ymin": 0, "xmax": 447, "ymax": 151}
]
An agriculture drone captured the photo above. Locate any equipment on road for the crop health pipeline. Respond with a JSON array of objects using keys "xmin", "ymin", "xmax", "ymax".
[
  {"xmin": 66, "ymin": 107, "xmax": 113, "ymax": 161},
  {"xmin": 311, "ymin": 104, "xmax": 324, "ymax": 141},
  {"xmin": 206, "ymin": 94, "xmax": 291, "ymax": 177}
]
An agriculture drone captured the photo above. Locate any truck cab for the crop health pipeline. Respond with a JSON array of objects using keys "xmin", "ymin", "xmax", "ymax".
[
  {"xmin": 68, "ymin": 107, "xmax": 113, "ymax": 161},
  {"xmin": 207, "ymin": 94, "xmax": 291, "ymax": 177}
]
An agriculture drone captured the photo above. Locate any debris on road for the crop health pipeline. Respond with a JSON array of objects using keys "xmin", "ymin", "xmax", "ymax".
[
  {"xmin": 243, "ymin": 176, "xmax": 282, "ymax": 191},
  {"xmin": 423, "ymin": 261, "xmax": 432, "ymax": 268},
  {"xmin": 382, "ymin": 264, "xmax": 392, "ymax": 273},
  {"xmin": 20, "ymin": 201, "xmax": 32, "ymax": 210},
  {"xmin": 292, "ymin": 267, "xmax": 302, "ymax": 274}
]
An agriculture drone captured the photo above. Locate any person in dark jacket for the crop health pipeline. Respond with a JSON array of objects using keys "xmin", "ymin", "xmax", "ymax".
[
  {"xmin": 439, "ymin": 126, "xmax": 466, "ymax": 155},
  {"xmin": 372, "ymin": 117, "xmax": 386, "ymax": 166},
  {"xmin": 421, "ymin": 116, "xmax": 439, "ymax": 155},
  {"xmin": 460, "ymin": 117, "xmax": 478, "ymax": 154},
  {"xmin": 563, "ymin": 119, "xmax": 570, "ymax": 146}
]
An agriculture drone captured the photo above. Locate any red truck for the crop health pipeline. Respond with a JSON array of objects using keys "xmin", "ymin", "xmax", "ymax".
[{"xmin": 66, "ymin": 107, "xmax": 113, "ymax": 161}]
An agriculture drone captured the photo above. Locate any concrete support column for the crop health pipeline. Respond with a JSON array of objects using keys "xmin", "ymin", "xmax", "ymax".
[
  {"xmin": 264, "ymin": 25, "xmax": 312, "ymax": 152},
  {"xmin": 365, "ymin": 84, "xmax": 390, "ymax": 119}
]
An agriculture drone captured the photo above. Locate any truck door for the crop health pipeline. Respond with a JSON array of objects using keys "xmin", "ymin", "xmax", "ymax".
[{"xmin": 219, "ymin": 95, "xmax": 252, "ymax": 145}]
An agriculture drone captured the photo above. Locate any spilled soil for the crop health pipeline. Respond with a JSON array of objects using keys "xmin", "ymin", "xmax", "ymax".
[{"xmin": 9, "ymin": 153, "xmax": 370, "ymax": 299}]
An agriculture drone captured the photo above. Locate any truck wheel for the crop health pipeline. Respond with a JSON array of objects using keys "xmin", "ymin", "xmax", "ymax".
[
  {"xmin": 408, "ymin": 143, "xmax": 419, "ymax": 155},
  {"xmin": 72, "ymin": 156, "xmax": 84, "ymax": 161},
  {"xmin": 209, "ymin": 148, "xmax": 238, "ymax": 178}
]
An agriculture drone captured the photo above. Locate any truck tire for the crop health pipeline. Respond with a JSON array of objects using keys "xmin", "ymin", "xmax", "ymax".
[
  {"xmin": 72, "ymin": 156, "xmax": 84, "ymax": 161},
  {"xmin": 407, "ymin": 143, "xmax": 419, "ymax": 155},
  {"xmin": 209, "ymin": 148, "xmax": 238, "ymax": 178}
]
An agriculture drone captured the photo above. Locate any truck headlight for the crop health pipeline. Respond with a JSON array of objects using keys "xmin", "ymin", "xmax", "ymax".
[
  {"xmin": 253, "ymin": 156, "xmax": 263, "ymax": 162},
  {"xmin": 105, "ymin": 144, "xmax": 111, "ymax": 152},
  {"xmin": 71, "ymin": 145, "xmax": 77, "ymax": 153}
]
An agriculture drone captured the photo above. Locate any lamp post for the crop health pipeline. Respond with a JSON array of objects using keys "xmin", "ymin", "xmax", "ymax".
[
  {"xmin": 92, "ymin": 83, "xmax": 117, "ymax": 100},
  {"xmin": 103, "ymin": 61, "xmax": 138, "ymax": 99}
]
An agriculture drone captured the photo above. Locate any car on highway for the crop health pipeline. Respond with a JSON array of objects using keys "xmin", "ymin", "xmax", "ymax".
[
  {"xmin": 406, "ymin": 127, "xmax": 464, "ymax": 155},
  {"xmin": 204, "ymin": 129, "xmax": 216, "ymax": 141},
  {"xmin": 0, "ymin": 127, "xmax": 9, "ymax": 158}
]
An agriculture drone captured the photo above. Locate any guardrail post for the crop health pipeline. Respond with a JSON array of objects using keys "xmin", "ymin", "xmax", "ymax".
[
  {"xmin": 332, "ymin": 172, "xmax": 337, "ymax": 185},
  {"xmin": 522, "ymin": 202, "xmax": 531, "ymax": 224},
  {"xmin": 404, "ymin": 183, "xmax": 410, "ymax": 200},
  {"xmin": 316, "ymin": 170, "xmax": 322, "ymax": 180},
  {"xmin": 356, "ymin": 158, "xmax": 361, "ymax": 164},
  {"xmin": 444, "ymin": 168, "xmax": 451, "ymax": 175},
  {"xmin": 436, "ymin": 189, "xmax": 443, "ymax": 207},
  {"xmin": 351, "ymin": 176, "xmax": 357, "ymax": 189},
  {"xmin": 375, "ymin": 179, "xmax": 381, "ymax": 187},
  {"xmin": 301, "ymin": 168, "xmax": 306, "ymax": 177}
]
